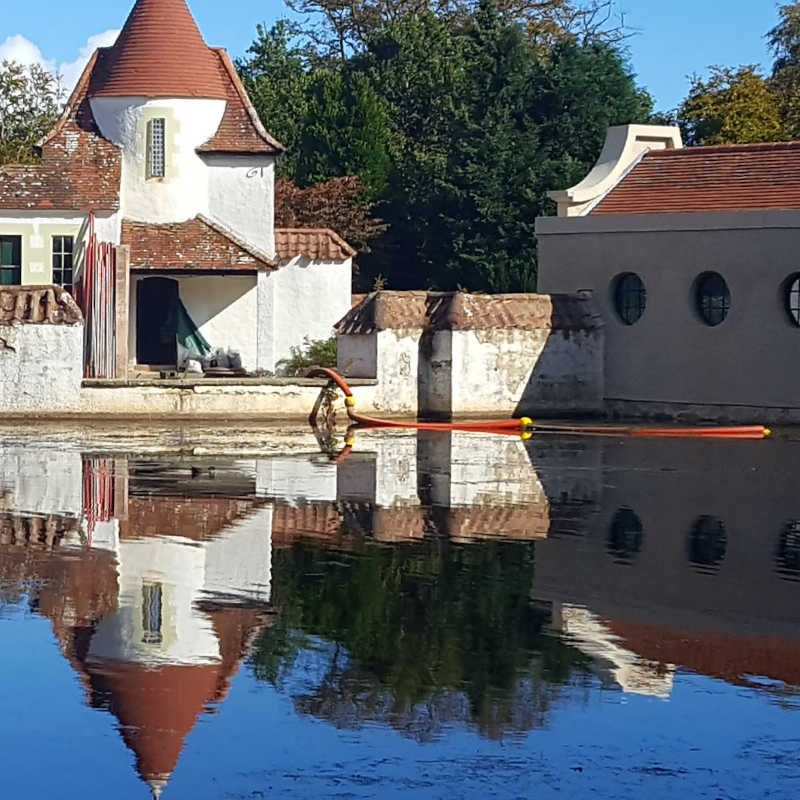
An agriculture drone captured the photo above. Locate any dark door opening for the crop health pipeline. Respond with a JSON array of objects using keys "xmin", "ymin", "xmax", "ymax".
[{"xmin": 136, "ymin": 277, "xmax": 179, "ymax": 366}]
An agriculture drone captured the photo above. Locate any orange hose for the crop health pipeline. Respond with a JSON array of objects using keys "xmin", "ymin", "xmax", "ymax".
[{"xmin": 307, "ymin": 368, "xmax": 771, "ymax": 440}]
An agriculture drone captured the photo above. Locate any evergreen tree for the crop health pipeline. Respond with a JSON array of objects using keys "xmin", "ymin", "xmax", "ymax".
[{"xmin": 770, "ymin": 2, "xmax": 800, "ymax": 138}]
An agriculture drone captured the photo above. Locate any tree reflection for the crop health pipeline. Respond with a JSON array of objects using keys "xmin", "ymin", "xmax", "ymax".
[{"xmin": 250, "ymin": 539, "xmax": 590, "ymax": 740}]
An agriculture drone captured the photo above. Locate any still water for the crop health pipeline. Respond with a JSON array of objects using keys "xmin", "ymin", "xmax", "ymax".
[{"xmin": 0, "ymin": 424, "xmax": 798, "ymax": 799}]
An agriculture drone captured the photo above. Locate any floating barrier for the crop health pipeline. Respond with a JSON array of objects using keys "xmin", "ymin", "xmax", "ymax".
[{"xmin": 307, "ymin": 367, "xmax": 771, "ymax": 440}]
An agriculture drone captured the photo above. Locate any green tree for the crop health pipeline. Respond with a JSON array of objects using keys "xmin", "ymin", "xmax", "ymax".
[
  {"xmin": 250, "ymin": 538, "xmax": 589, "ymax": 738},
  {"xmin": 677, "ymin": 65, "xmax": 784, "ymax": 145},
  {"xmin": 0, "ymin": 60, "xmax": 63, "ymax": 165},
  {"xmin": 294, "ymin": 68, "xmax": 393, "ymax": 195},
  {"xmin": 769, "ymin": 2, "xmax": 800, "ymax": 138},
  {"xmin": 238, "ymin": 21, "xmax": 312, "ymax": 177}
]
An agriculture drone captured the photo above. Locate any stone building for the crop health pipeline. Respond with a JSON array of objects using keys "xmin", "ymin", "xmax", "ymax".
[
  {"xmin": 0, "ymin": 0, "xmax": 353, "ymax": 377},
  {"xmin": 536, "ymin": 124, "xmax": 800, "ymax": 422}
]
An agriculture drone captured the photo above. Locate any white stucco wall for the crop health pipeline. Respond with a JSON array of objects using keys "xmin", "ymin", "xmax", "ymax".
[
  {"xmin": 0, "ymin": 446, "xmax": 83, "ymax": 517},
  {"xmin": 449, "ymin": 329, "xmax": 604, "ymax": 416},
  {"xmin": 202, "ymin": 507, "xmax": 272, "ymax": 603},
  {"xmin": 177, "ymin": 275, "xmax": 258, "ymax": 371},
  {"xmin": 90, "ymin": 97, "xmax": 226, "ymax": 223},
  {"xmin": 205, "ymin": 155, "xmax": 276, "ymax": 256},
  {"xmin": 129, "ymin": 274, "xmax": 258, "ymax": 370},
  {"xmin": 0, "ymin": 323, "xmax": 83, "ymax": 411},
  {"xmin": 256, "ymin": 457, "xmax": 338, "ymax": 503},
  {"xmin": 271, "ymin": 257, "xmax": 352, "ymax": 373},
  {"xmin": 88, "ymin": 535, "xmax": 221, "ymax": 665}
]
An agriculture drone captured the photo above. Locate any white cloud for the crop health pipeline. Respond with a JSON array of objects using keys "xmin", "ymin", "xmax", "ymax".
[
  {"xmin": 59, "ymin": 29, "xmax": 120, "ymax": 91},
  {"xmin": 0, "ymin": 29, "xmax": 119, "ymax": 93}
]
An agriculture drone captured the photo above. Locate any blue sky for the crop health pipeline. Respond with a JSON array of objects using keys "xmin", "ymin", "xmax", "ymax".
[{"xmin": 0, "ymin": 0, "xmax": 782, "ymax": 111}]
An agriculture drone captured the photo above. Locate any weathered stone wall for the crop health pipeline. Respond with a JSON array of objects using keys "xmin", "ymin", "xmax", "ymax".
[
  {"xmin": 336, "ymin": 291, "xmax": 604, "ymax": 418},
  {"xmin": 0, "ymin": 287, "xmax": 84, "ymax": 412},
  {"xmin": 0, "ymin": 323, "xmax": 84, "ymax": 411}
]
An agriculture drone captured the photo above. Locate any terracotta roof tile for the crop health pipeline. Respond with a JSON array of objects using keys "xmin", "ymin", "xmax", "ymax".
[
  {"xmin": 335, "ymin": 291, "xmax": 602, "ymax": 334},
  {"xmin": 0, "ymin": 52, "xmax": 121, "ymax": 213},
  {"xmin": 608, "ymin": 618, "xmax": 800, "ymax": 688},
  {"xmin": 275, "ymin": 228, "xmax": 356, "ymax": 262},
  {"xmin": 0, "ymin": 286, "xmax": 83, "ymax": 325},
  {"xmin": 196, "ymin": 49, "xmax": 283, "ymax": 155},
  {"xmin": 88, "ymin": 0, "xmax": 228, "ymax": 99},
  {"xmin": 594, "ymin": 141, "xmax": 800, "ymax": 214},
  {"xmin": 122, "ymin": 215, "xmax": 275, "ymax": 271}
]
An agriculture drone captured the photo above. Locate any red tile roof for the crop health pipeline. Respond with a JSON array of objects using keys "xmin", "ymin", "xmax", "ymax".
[
  {"xmin": 197, "ymin": 49, "xmax": 284, "ymax": 155},
  {"xmin": 594, "ymin": 141, "xmax": 800, "ymax": 215},
  {"xmin": 0, "ymin": 51, "xmax": 121, "ymax": 213},
  {"xmin": 336, "ymin": 291, "xmax": 602, "ymax": 334},
  {"xmin": 0, "ymin": 286, "xmax": 82, "ymax": 325},
  {"xmin": 275, "ymin": 228, "xmax": 357, "ymax": 262},
  {"xmin": 122, "ymin": 215, "xmax": 275, "ymax": 271},
  {"xmin": 88, "ymin": 0, "xmax": 228, "ymax": 99}
]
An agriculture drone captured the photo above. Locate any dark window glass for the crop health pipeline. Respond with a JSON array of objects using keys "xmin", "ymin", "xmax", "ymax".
[
  {"xmin": 142, "ymin": 582, "xmax": 163, "ymax": 644},
  {"xmin": 0, "ymin": 235, "xmax": 21, "ymax": 285},
  {"xmin": 785, "ymin": 275, "xmax": 800, "ymax": 327},
  {"xmin": 51, "ymin": 235, "xmax": 74, "ymax": 295},
  {"xmin": 687, "ymin": 515, "xmax": 727, "ymax": 572},
  {"xmin": 776, "ymin": 520, "xmax": 800, "ymax": 581},
  {"xmin": 607, "ymin": 507, "xmax": 643, "ymax": 563},
  {"xmin": 695, "ymin": 272, "xmax": 730, "ymax": 326},
  {"xmin": 613, "ymin": 273, "xmax": 646, "ymax": 325}
]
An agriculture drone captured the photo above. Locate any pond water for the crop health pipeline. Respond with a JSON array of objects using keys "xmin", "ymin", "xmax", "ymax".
[{"xmin": 0, "ymin": 424, "xmax": 799, "ymax": 799}]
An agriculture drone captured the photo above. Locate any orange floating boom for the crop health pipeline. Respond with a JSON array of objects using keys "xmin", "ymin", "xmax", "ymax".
[{"xmin": 307, "ymin": 368, "xmax": 771, "ymax": 440}]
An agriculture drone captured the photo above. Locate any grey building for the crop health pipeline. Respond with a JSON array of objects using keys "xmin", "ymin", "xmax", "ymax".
[{"xmin": 536, "ymin": 125, "xmax": 800, "ymax": 423}]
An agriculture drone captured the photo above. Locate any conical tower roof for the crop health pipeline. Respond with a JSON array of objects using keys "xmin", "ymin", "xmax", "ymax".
[{"xmin": 90, "ymin": 0, "xmax": 228, "ymax": 99}]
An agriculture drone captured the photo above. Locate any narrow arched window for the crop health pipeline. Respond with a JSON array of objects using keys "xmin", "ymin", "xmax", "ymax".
[
  {"xmin": 695, "ymin": 272, "xmax": 730, "ymax": 326},
  {"xmin": 785, "ymin": 275, "xmax": 800, "ymax": 326},
  {"xmin": 612, "ymin": 273, "xmax": 646, "ymax": 325},
  {"xmin": 146, "ymin": 118, "xmax": 166, "ymax": 179}
]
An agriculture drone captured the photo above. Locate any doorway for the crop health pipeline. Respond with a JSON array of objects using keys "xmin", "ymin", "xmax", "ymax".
[{"xmin": 136, "ymin": 277, "xmax": 179, "ymax": 365}]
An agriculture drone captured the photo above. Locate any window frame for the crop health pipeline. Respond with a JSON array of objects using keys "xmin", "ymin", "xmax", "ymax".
[
  {"xmin": 785, "ymin": 274, "xmax": 800, "ymax": 327},
  {"xmin": 51, "ymin": 235, "xmax": 75, "ymax": 294},
  {"xmin": 694, "ymin": 271, "xmax": 731, "ymax": 327},
  {"xmin": 146, "ymin": 117, "xmax": 166, "ymax": 180},
  {"xmin": 0, "ymin": 235, "xmax": 22, "ymax": 286},
  {"xmin": 612, "ymin": 272, "xmax": 647, "ymax": 326}
]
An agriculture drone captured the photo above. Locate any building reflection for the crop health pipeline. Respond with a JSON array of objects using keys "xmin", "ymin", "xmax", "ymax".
[{"xmin": 0, "ymin": 431, "xmax": 799, "ymax": 792}]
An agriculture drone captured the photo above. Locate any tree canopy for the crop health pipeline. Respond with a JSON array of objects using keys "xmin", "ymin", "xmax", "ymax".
[
  {"xmin": 677, "ymin": 65, "xmax": 784, "ymax": 146},
  {"xmin": 240, "ymin": 1, "xmax": 651, "ymax": 291},
  {"xmin": 770, "ymin": 2, "xmax": 800, "ymax": 138},
  {"xmin": 0, "ymin": 60, "xmax": 63, "ymax": 166}
]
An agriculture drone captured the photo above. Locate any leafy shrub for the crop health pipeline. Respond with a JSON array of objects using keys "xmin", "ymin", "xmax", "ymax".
[{"xmin": 276, "ymin": 336, "xmax": 337, "ymax": 376}]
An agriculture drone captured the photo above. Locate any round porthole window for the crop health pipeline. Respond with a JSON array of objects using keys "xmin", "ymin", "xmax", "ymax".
[
  {"xmin": 613, "ymin": 273, "xmax": 646, "ymax": 325},
  {"xmin": 607, "ymin": 507, "xmax": 643, "ymax": 563},
  {"xmin": 785, "ymin": 275, "xmax": 800, "ymax": 327},
  {"xmin": 687, "ymin": 515, "xmax": 727, "ymax": 572},
  {"xmin": 695, "ymin": 272, "xmax": 730, "ymax": 326}
]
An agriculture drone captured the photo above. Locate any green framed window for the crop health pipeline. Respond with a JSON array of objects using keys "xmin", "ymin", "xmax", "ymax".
[
  {"xmin": 52, "ymin": 235, "xmax": 75, "ymax": 294},
  {"xmin": 0, "ymin": 236, "xmax": 21, "ymax": 285}
]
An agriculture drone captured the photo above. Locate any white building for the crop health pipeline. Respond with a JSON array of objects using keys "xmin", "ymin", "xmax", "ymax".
[{"xmin": 0, "ymin": 0, "xmax": 354, "ymax": 376}]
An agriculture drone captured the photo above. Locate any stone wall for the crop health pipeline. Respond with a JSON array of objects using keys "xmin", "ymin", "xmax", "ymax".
[
  {"xmin": 0, "ymin": 287, "xmax": 84, "ymax": 412},
  {"xmin": 336, "ymin": 291, "xmax": 604, "ymax": 418}
]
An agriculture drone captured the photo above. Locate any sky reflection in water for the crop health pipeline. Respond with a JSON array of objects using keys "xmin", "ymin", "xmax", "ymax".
[{"xmin": 0, "ymin": 426, "xmax": 798, "ymax": 799}]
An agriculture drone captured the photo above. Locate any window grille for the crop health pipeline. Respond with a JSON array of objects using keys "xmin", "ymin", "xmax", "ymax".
[
  {"xmin": 141, "ymin": 582, "xmax": 163, "ymax": 644},
  {"xmin": 51, "ymin": 235, "xmax": 74, "ymax": 295},
  {"xmin": 147, "ymin": 118, "xmax": 166, "ymax": 179},
  {"xmin": 695, "ymin": 272, "xmax": 730, "ymax": 326},
  {"xmin": 612, "ymin": 273, "xmax": 646, "ymax": 325},
  {"xmin": 786, "ymin": 276, "xmax": 800, "ymax": 327}
]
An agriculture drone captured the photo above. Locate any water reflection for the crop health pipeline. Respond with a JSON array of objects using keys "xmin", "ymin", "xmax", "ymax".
[{"xmin": 0, "ymin": 429, "xmax": 798, "ymax": 798}]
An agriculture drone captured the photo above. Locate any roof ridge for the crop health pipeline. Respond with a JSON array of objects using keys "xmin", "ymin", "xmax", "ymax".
[{"xmin": 649, "ymin": 140, "xmax": 800, "ymax": 157}]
